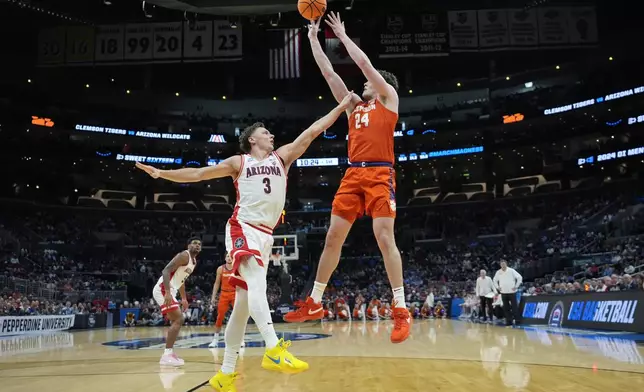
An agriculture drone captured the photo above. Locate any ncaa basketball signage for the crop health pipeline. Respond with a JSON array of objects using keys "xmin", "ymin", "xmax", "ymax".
[
  {"xmin": 38, "ymin": 21, "xmax": 242, "ymax": 66},
  {"xmin": 0, "ymin": 315, "xmax": 75, "ymax": 336},
  {"xmin": 520, "ymin": 292, "xmax": 644, "ymax": 333},
  {"xmin": 378, "ymin": 14, "xmax": 449, "ymax": 58},
  {"xmin": 103, "ymin": 332, "xmax": 330, "ymax": 350}
]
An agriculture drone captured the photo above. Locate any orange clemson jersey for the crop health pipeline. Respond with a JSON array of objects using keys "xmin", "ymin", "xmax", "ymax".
[{"xmin": 348, "ymin": 99, "xmax": 397, "ymax": 164}]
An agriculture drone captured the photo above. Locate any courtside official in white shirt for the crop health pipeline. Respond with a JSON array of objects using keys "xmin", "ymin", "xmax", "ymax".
[
  {"xmin": 475, "ymin": 270, "xmax": 496, "ymax": 322},
  {"xmin": 493, "ymin": 260, "xmax": 523, "ymax": 326}
]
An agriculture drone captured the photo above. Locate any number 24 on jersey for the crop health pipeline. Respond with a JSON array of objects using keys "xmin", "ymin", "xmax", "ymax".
[{"xmin": 354, "ymin": 113, "xmax": 370, "ymax": 129}]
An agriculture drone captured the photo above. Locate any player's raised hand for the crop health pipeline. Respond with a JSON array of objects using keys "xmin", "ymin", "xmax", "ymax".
[
  {"xmin": 135, "ymin": 162, "xmax": 160, "ymax": 179},
  {"xmin": 339, "ymin": 91, "xmax": 354, "ymax": 110},
  {"xmin": 307, "ymin": 18, "xmax": 321, "ymax": 40},
  {"xmin": 325, "ymin": 11, "xmax": 346, "ymax": 37}
]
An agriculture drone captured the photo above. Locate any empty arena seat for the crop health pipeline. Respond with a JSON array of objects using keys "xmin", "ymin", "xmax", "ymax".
[
  {"xmin": 409, "ymin": 186, "xmax": 440, "ymax": 205},
  {"xmin": 106, "ymin": 200, "xmax": 135, "ymax": 209},
  {"xmin": 506, "ymin": 186, "xmax": 533, "ymax": 197},
  {"xmin": 157, "ymin": 193, "xmax": 186, "ymax": 202},
  {"xmin": 535, "ymin": 181, "xmax": 561, "ymax": 194},
  {"xmin": 408, "ymin": 196, "xmax": 435, "ymax": 206},
  {"xmin": 202, "ymin": 194, "xmax": 229, "ymax": 204},
  {"xmin": 145, "ymin": 202, "xmax": 172, "ymax": 211},
  {"xmin": 443, "ymin": 193, "xmax": 468, "ymax": 203},
  {"xmin": 146, "ymin": 193, "xmax": 198, "ymax": 211},
  {"xmin": 441, "ymin": 183, "xmax": 492, "ymax": 203},
  {"xmin": 202, "ymin": 194, "xmax": 231, "ymax": 211},
  {"xmin": 209, "ymin": 203, "xmax": 233, "ymax": 212},
  {"xmin": 415, "ymin": 187, "xmax": 440, "ymax": 198},
  {"xmin": 503, "ymin": 175, "xmax": 550, "ymax": 197},
  {"xmin": 469, "ymin": 192, "xmax": 494, "ymax": 201},
  {"xmin": 173, "ymin": 202, "xmax": 198, "ymax": 211},
  {"xmin": 77, "ymin": 189, "xmax": 136, "ymax": 209},
  {"xmin": 77, "ymin": 197, "xmax": 106, "ymax": 208}
]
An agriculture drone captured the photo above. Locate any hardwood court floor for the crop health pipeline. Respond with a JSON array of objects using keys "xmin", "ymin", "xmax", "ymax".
[{"xmin": 1, "ymin": 319, "xmax": 644, "ymax": 391}]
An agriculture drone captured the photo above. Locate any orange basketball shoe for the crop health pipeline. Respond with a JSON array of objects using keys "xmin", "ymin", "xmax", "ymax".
[
  {"xmin": 283, "ymin": 297, "xmax": 323, "ymax": 323},
  {"xmin": 390, "ymin": 307, "xmax": 411, "ymax": 343}
]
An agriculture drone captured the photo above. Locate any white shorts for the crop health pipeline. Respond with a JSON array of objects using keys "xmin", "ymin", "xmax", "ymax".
[
  {"xmin": 225, "ymin": 219, "xmax": 274, "ymax": 291},
  {"xmin": 152, "ymin": 285, "xmax": 179, "ymax": 315}
]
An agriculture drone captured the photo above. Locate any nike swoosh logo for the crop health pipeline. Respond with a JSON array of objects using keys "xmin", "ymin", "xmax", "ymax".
[
  {"xmin": 266, "ymin": 354, "xmax": 280, "ymax": 364},
  {"xmin": 308, "ymin": 308, "xmax": 323, "ymax": 315}
]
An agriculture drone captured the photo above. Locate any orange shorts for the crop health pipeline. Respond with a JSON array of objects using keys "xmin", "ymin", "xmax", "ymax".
[
  {"xmin": 215, "ymin": 291, "xmax": 236, "ymax": 327},
  {"xmin": 332, "ymin": 166, "xmax": 396, "ymax": 223}
]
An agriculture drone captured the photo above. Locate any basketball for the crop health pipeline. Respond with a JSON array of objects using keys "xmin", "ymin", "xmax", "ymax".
[{"xmin": 297, "ymin": 0, "xmax": 326, "ymax": 21}]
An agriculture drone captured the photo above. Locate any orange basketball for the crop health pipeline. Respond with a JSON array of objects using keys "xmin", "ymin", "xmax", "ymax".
[{"xmin": 297, "ymin": 0, "xmax": 326, "ymax": 21}]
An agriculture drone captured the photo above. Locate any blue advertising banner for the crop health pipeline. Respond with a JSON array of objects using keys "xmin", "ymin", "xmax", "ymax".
[{"xmin": 520, "ymin": 291, "xmax": 644, "ymax": 333}]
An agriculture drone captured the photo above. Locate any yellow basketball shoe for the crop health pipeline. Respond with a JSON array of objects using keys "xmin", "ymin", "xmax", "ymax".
[
  {"xmin": 209, "ymin": 370, "xmax": 238, "ymax": 392},
  {"xmin": 261, "ymin": 338, "xmax": 309, "ymax": 374}
]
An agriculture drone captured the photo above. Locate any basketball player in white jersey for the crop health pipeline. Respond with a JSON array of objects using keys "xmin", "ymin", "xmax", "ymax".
[
  {"xmin": 152, "ymin": 237, "xmax": 201, "ymax": 366},
  {"xmin": 135, "ymin": 92, "xmax": 353, "ymax": 392}
]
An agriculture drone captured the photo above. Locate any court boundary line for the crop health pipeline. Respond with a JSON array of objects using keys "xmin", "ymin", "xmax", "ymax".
[
  {"xmin": 0, "ymin": 356, "xmax": 643, "ymax": 376},
  {"xmin": 186, "ymin": 380, "xmax": 209, "ymax": 392}
]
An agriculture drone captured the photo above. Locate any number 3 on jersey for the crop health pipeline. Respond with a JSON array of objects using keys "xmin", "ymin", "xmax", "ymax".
[
  {"xmin": 263, "ymin": 178, "xmax": 271, "ymax": 194},
  {"xmin": 354, "ymin": 113, "xmax": 370, "ymax": 129}
]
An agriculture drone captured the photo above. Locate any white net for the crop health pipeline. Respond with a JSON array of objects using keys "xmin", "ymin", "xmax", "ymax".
[{"xmin": 270, "ymin": 248, "xmax": 284, "ymax": 266}]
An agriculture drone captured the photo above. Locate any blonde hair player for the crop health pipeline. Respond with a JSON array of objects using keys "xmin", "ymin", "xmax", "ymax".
[
  {"xmin": 135, "ymin": 92, "xmax": 354, "ymax": 392},
  {"xmin": 284, "ymin": 12, "xmax": 411, "ymax": 343}
]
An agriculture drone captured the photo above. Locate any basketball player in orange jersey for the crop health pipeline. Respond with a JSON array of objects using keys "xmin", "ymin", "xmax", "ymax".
[
  {"xmin": 284, "ymin": 12, "xmax": 411, "ymax": 343},
  {"xmin": 152, "ymin": 238, "xmax": 201, "ymax": 366},
  {"xmin": 135, "ymin": 92, "xmax": 354, "ymax": 392},
  {"xmin": 208, "ymin": 253, "xmax": 243, "ymax": 348}
]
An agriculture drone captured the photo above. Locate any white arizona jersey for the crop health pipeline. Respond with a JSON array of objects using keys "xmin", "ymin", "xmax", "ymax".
[
  {"xmin": 155, "ymin": 250, "xmax": 197, "ymax": 294},
  {"xmin": 232, "ymin": 152, "xmax": 287, "ymax": 228}
]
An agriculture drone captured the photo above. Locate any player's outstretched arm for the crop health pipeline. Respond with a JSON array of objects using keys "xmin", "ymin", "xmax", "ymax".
[
  {"xmin": 308, "ymin": 19, "xmax": 357, "ymax": 107},
  {"xmin": 135, "ymin": 155, "xmax": 240, "ymax": 183},
  {"xmin": 325, "ymin": 12, "xmax": 398, "ymax": 103},
  {"xmin": 277, "ymin": 92, "xmax": 353, "ymax": 167}
]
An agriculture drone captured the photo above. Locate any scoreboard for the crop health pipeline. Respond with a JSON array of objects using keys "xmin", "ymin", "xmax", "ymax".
[{"xmin": 38, "ymin": 21, "xmax": 243, "ymax": 66}]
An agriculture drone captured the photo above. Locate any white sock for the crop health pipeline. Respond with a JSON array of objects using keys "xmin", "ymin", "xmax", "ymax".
[
  {"xmin": 392, "ymin": 287, "xmax": 407, "ymax": 309},
  {"xmin": 163, "ymin": 348, "xmax": 173, "ymax": 355},
  {"xmin": 221, "ymin": 288, "xmax": 249, "ymax": 374},
  {"xmin": 221, "ymin": 349, "xmax": 240, "ymax": 374},
  {"xmin": 311, "ymin": 281, "xmax": 327, "ymax": 304},
  {"xmin": 213, "ymin": 332, "xmax": 220, "ymax": 341},
  {"xmin": 239, "ymin": 258, "xmax": 280, "ymax": 349}
]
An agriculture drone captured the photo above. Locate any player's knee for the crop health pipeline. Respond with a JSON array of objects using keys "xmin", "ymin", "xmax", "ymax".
[
  {"xmin": 173, "ymin": 314, "xmax": 184, "ymax": 326},
  {"xmin": 373, "ymin": 228, "xmax": 396, "ymax": 251},
  {"xmin": 324, "ymin": 227, "xmax": 348, "ymax": 249}
]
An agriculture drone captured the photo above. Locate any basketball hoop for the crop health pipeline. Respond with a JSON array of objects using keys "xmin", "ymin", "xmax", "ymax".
[{"xmin": 270, "ymin": 253, "xmax": 282, "ymax": 267}]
